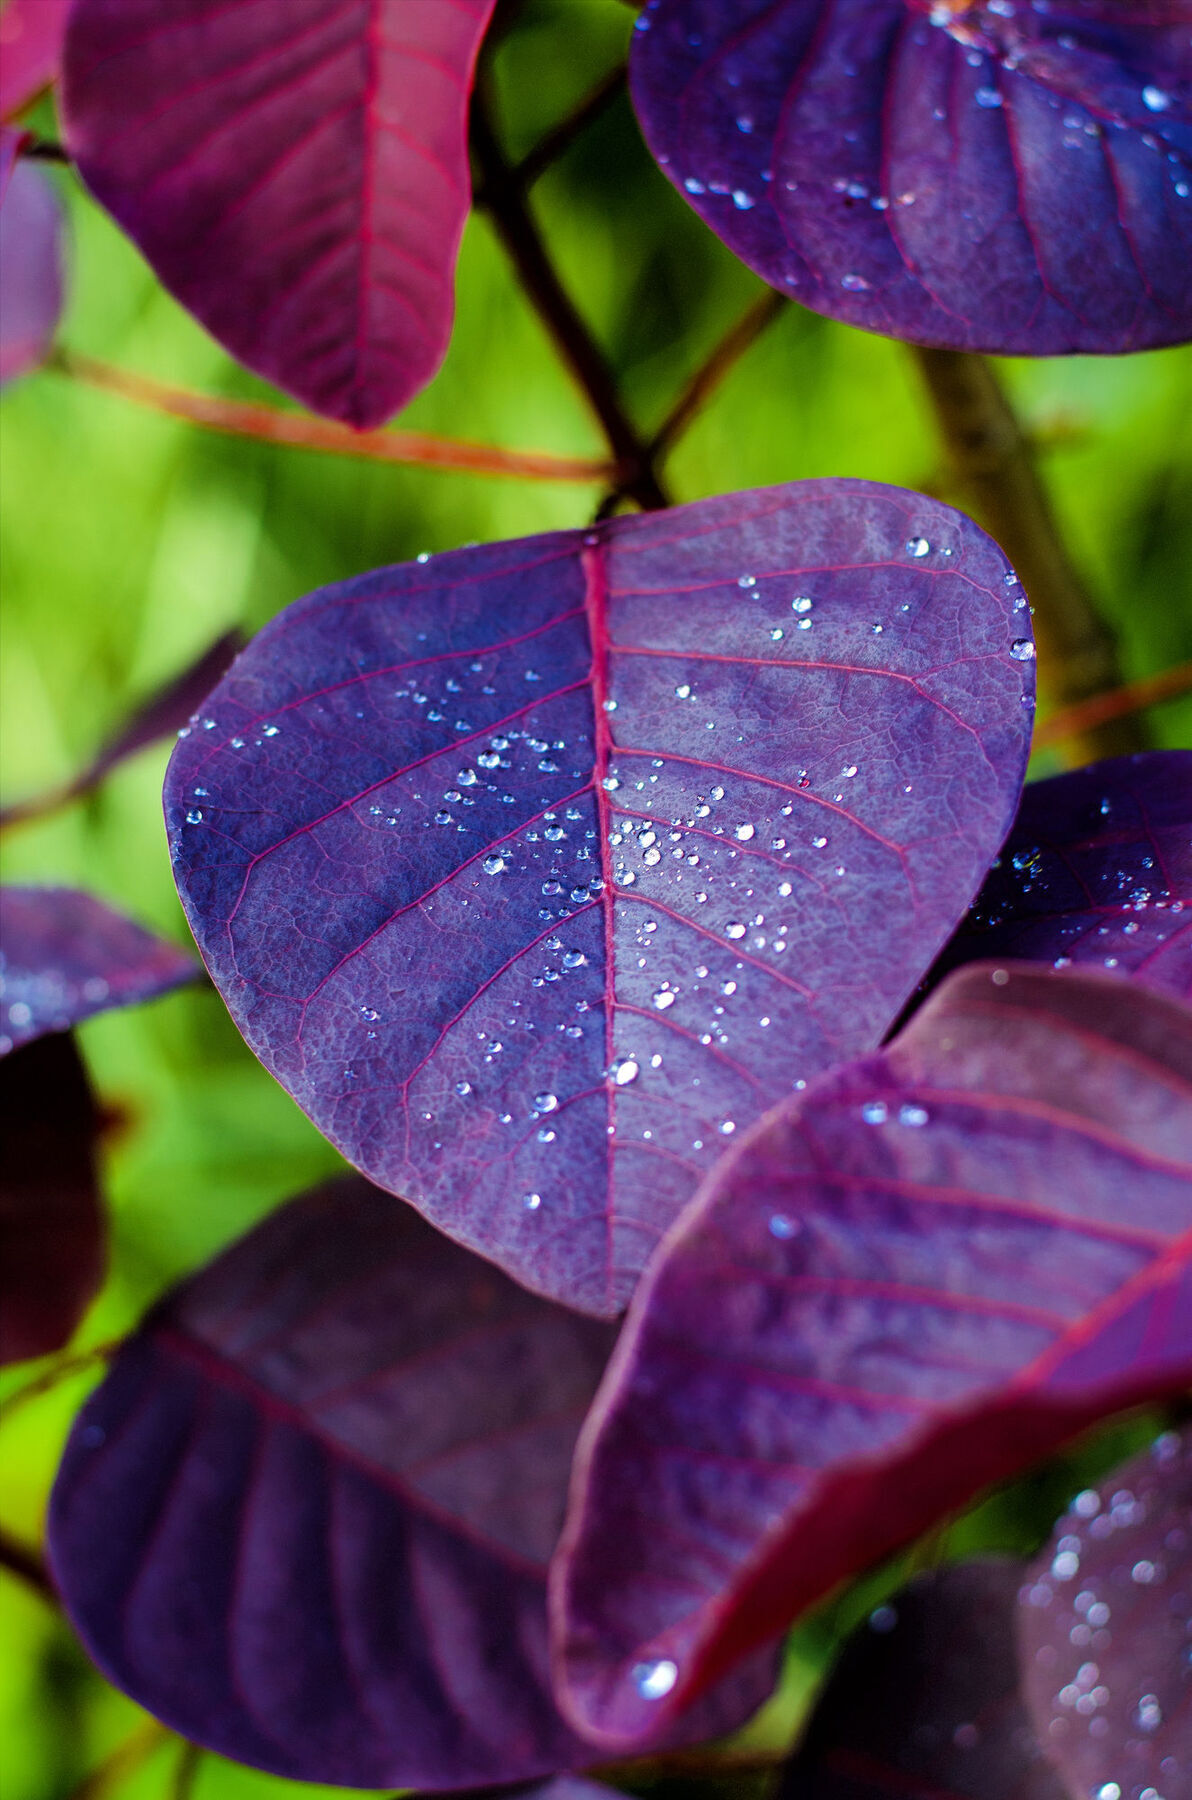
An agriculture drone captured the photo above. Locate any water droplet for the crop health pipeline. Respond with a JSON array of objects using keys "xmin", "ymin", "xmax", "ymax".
[
  {"xmin": 869, "ymin": 1604, "xmax": 898, "ymax": 1633},
  {"xmin": 186, "ymin": 808, "xmax": 203, "ymax": 824},
  {"xmin": 633, "ymin": 1658, "xmax": 678, "ymax": 1700},
  {"xmin": 907, "ymin": 537, "xmax": 930, "ymax": 557},
  {"xmin": 434, "ymin": 810, "xmax": 452, "ymax": 825},
  {"xmin": 653, "ymin": 989, "xmax": 676, "ymax": 1011},
  {"xmin": 769, "ymin": 1213, "xmax": 797, "ymax": 1238},
  {"xmin": 1010, "ymin": 638, "xmax": 1036, "ymax": 661},
  {"xmin": 899, "ymin": 1103, "xmax": 929, "ymax": 1127},
  {"xmin": 841, "ymin": 272, "xmax": 870, "ymax": 291},
  {"xmin": 735, "ymin": 823, "xmax": 755, "ymax": 842},
  {"xmin": 725, "ymin": 921, "xmax": 746, "ymax": 940},
  {"xmin": 675, "ymin": 683, "xmax": 692, "ymax": 699},
  {"xmin": 602, "ymin": 775, "xmax": 621, "ymax": 792},
  {"xmin": 1142, "ymin": 84, "xmax": 1170, "ymax": 111},
  {"xmin": 1052, "ymin": 1549, "xmax": 1080, "ymax": 1580},
  {"xmin": 613, "ymin": 1059, "xmax": 640, "ymax": 1086},
  {"xmin": 523, "ymin": 1192, "xmax": 542, "ymax": 1210},
  {"xmin": 483, "ymin": 854, "xmax": 506, "ymax": 875},
  {"xmin": 737, "ymin": 574, "xmax": 757, "ymax": 588},
  {"xmin": 535, "ymin": 1093, "xmax": 558, "ymax": 1113},
  {"xmin": 563, "ymin": 949, "xmax": 587, "ymax": 969},
  {"xmin": 719, "ymin": 1120, "xmax": 736, "ymax": 1135},
  {"xmin": 1136, "ymin": 1694, "xmax": 1162, "ymax": 1731},
  {"xmin": 792, "ymin": 595, "xmax": 812, "ymax": 614},
  {"xmin": 862, "ymin": 1100, "xmax": 888, "ymax": 1124},
  {"xmin": 455, "ymin": 1080, "xmax": 472, "ymax": 1097}
]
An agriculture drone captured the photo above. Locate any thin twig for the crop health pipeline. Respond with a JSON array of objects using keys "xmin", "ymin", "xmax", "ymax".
[
  {"xmin": 0, "ymin": 1524, "xmax": 56, "ymax": 1603},
  {"xmin": 510, "ymin": 64, "xmax": 627, "ymax": 191},
  {"xmin": 470, "ymin": 81, "xmax": 668, "ymax": 512},
  {"xmin": 49, "ymin": 349, "xmax": 611, "ymax": 484},
  {"xmin": 912, "ymin": 347, "xmax": 1144, "ymax": 763},
  {"xmin": 171, "ymin": 1741, "xmax": 204, "ymax": 1800},
  {"xmin": 651, "ymin": 290, "xmax": 789, "ymax": 456},
  {"xmin": 1, "ymin": 1339, "xmax": 122, "ymax": 1422},
  {"xmin": 65, "ymin": 1724, "xmax": 173, "ymax": 1800},
  {"xmin": 1034, "ymin": 658, "xmax": 1192, "ymax": 751}
]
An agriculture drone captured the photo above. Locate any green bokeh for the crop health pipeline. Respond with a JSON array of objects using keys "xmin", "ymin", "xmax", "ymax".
[{"xmin": 2, "ymin": 2, "xmax": 1190, "ymax": 1794}]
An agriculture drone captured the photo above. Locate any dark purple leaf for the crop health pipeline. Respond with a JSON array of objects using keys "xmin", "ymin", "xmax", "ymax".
[
  {"xmin": 937, "ymin": 750, "xmax": 1192, "ymax": 1002},
  {"xmin": 0, "ymin": 1032, "xmax": 104, "ymax": 1366},
  {"xmin": 0, "ymin": 0, "xmax": 71, "ymax": 119},
  {"xmin": 0, "ymin": 888, "xmax": 199, "ymax": 1054},
  {"xmin": 0, "ymin": 151, "xmax": 64, "ymax": 383},
  {"xmin": 0, "ymin": 629, "xmax": 245, "ymax": 831},
  {"xmin": 1019, "ymin": 1427, "xmax": 1191, "ymax": 1800},
  {"xmin": 781, "ymin": 1560, "xmax": 1066, "ymax": 1800},
  {"xmin": 630, "ymin": 0, "xmax": 1192, "ymax": 355},
  {"xmin": 550, "ymin": 964, "xmax": 1192, "ymax": 1749},
  {"xmin": 165, "ymin": 481, "xmax": 1034, "ymax": 1317},
  {"xmin": 48, "ymin": 1177, "xmax": 774, "ymax": 1787},
  {"xmin": 61, "ymin": 0, "xmax": 499, "ymax": 428}
]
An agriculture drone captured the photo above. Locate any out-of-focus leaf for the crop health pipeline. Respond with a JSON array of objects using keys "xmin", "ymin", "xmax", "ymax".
[
  {"xmin": 165, "ymin": 481, "xmax": 1034, "ymax": 1317},
  {"xmin": 0, "ymin": 151, "xmax": 64, "ymax": 383},
  {"xmin": 0, "ymin": 0, "xmax": 71, "ymax": 119},
  {"xmin": 0, "ymin": 629, "xmax": 244, "ymax": 830},
  {"xmin": 781, "ymin": 1560, "xmax": 1067, "ymax": 1800},
  {"xmin": 47, "ymin": 1177, "xmax": 774, "ymax": 1787},
  {"xmin": 0, "ymin": 887, "xmax": 198, "ymax": 1054},
  {"xmin": 61, "ymin": 0, "xmax": 499, "ymax": 427},
  {"xmin": 1019, "ymin": 1427, "xmax": 1192, "ymax": 1800},
  {"xmin": 936, "ymin": 750, "xmax": 1192, "ymax": 1002},
  {"xmin": 0, "ymin": 1032, "xmax": 104, "ymax": 1365},
  {"xmin": 550, "ymin": 965, "xmax": 1192, "ymax": 1748},
  {"xmin": 630, "ymin": 0, "xmax": 1192, "ymax": 355}
]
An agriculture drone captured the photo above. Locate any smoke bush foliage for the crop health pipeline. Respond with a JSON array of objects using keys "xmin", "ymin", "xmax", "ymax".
[{"xmin": 0, "ymin": 2, "xmax": 1189, "ymax": 1798}]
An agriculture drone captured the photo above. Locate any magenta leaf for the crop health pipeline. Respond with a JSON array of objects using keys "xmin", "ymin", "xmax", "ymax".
[
  {"xmin": 165, "ymin": 480, "xmax": 1034, "ymax": 1317},
  {"xmin": 0, "ymin": 0, "xmax": 71, "ymax": 119},
  {"xmin": 630, "ymin": 0, "xmax": 1192, "ymax": 355},
  {"xmin": 549, "ymin": 964, "xmax": 1192, "ymax": 1749},
  {"xmin": 0, "ymin": 150, "xmax": 64, "ymax": 384},
  {"xmin": 782, "ymin": 1560, "xmax": 1066, "ymax": 1800},
  {"xmin": 937, "ymin": 750, "xmax": 1192, "ymax": 1001},
  {"xmin": 0, "ymin": 888, "xmax": 199, "ymax": 1054},
  {"xmin": 47, "ymin": 1177, "xmax": 774, "ymax": 1786},
  {"xmin": 0, "ymin": 628, "xmax": 244, "ymax": 830},
  {"xmin": 1018, "ymin": 1427, "xmax": 1191, "ymax": 1800},
  {"xmin": 0, "ymin": 1032, "xmax": 104, "ymax": 1366},
  {"xmin": 61, "ymin": 0, "xmax": 498, "ymax": 428}
]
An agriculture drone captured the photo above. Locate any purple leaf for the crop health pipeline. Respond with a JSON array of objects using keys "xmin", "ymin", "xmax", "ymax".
[
  {"xmin": 61, "ymin": 0, "xmax": 498, "ymax": 428},
  {"xmin": 1018, "ymin": 1427, "xmax": 1192, "ymax": 1800},
  {"xmin": 0, "ymin": 150, "xmax": 64, "ymax": 384},
  {"xmin": 937, "ymin": 750, "xmax": 1192, "ymax": 1002},
  {"xmin": 0, "ymin": 628, "xmax": 244, "ymax": 830},
  {"xmin": 549, "ymin": 964, "xmax": 1192, "ymax": 1749},
  {"xmin": 630, "ymin": 0, "xmax": 1192, "ymax": 356},
  {"xmin": 0, "ymin": 888, "xmax": 199, "ymax": 1054},
  {"xmin": 781, "ymin": 1560, "xmax": 1066, "ymax": 1800},
  {"xmin": 47, "ymin": 1177, "xmax": 774, "ymax": 1787},
  {"xmin": 0, "ymin": 1032, "xmax": 104, "ymax": 1366},
  {"xmin": 164, "ymin": 480, "xmax": 1034, "ymax": 1317},
  {"xmin": 0, "ymin": 0, "xmax": 71, "ymax": 119}
]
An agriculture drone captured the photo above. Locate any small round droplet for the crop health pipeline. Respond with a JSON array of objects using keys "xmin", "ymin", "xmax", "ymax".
[
  {"xmin": 735, "ymin": 823, "xmax": 755, "ymax": 842},
  {"xmin": 862, "ymin": 1100, "xmax": 888, "ymax": 1125},
  {"xmin": 535, "ymin": 1092, "xmax": 558, "ymax": 1113},
  {"xmin": 1010, "ymin": 638, "xmax": 1036, "ymax": 662},
  {"xmin": 632, "ymin": 1658, "xmax": 678, "ymax": 1700},
  {"xmin": 613, "ymin": 1059, "xmax": 639, "ymax": 1086},
  {"xmin": 899, "ymin": 1103, "xmax": 929, "ymax": 1127},
  {"xmin": 523, "ymin": 1192, "xmax": 543, "ymax": 1211},
  {"xmin": 907, "ymin": 536, "xmax": 930, "ymax": 558},
  {"xmin": 769, "ymin": 1213, "xmax": 797, "ymax": 1239},
  {"xmin": 725, "ymin": 921, "xmax": 746, "ymax": 940},
  {"xmin": 653, "ymin": 989, "xmax": 676, "ymax": 1011},
  {"xmin": 483, "ymin": 854, "xmax": 506, "ymax": 875}
]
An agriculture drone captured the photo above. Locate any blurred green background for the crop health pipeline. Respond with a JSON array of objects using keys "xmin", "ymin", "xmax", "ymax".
[{"xmin": 2, "ymin": 2, "xmax": 1190, "ymax": 1796}]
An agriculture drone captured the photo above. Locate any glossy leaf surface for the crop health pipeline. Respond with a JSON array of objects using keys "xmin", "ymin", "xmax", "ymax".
[
  {"xmin": 938, "ymin": 750, "xmax": 1192, "ymax": 1001},
  {"xmin": 0, "ymin": 0, "xmax": 71, "ymax": 119},
  {"xmin": 631, "ymin": 0, "xmax": 1192, "ymax": 355},
  {"xmin": 0, "ymin": 888, "xmax": 198, "ymax": 1054},
  {"xmin": 0, "ymin": 1033, "xmax": 104, "ymax": 1366},
  {"xmin": 166, "ymin": 481, "xmax": 1034, "ymax": 1317},
  {"xmin": 48, "ymin": 1178, "xmax": 772, "ymax": 1786},
  {"xmin": 551, "ymin": 965, "xmax": 1192, "ymax": 1747},
  {"xmin": 62, "ymin": 0, "xmax": 498, "ymax": 427},
  {"xmin": 1019, "ymin": 1427, "xmax": 1192, "ymax": 1800},
  {"xmin": 0, "ymin": 152, "xmax": 64, "ymax": 383},
  {"xmin": 782, "ymin": 1560, "xmax": 1065, "ymax": 1800}
]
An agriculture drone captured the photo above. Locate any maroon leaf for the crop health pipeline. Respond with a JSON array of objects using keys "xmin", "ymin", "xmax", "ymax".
[
  {"xmin": 47, "ymin": 1178, "xmax": 775, "ymax": 1787},
  {"xmin": 0, "ymin": 628, "xmax": 244, "ymax": 831},
  {"xmin": 550, "ymin": 965, "xmax": 1192, "ymax": 1749},
  {"xmin": 782, "ymin": 1560, "xmax": 1067, "ymax": 1800},
  {"xmin": 1018, "ymin": 1427, "xmax": 1192, "ymax": 1800},
  {"xmin": 630, "ymin": 0, "xmax": 1192, "ymax": 356},
  {"xmin": 61, "ymin": 0, "xmax": 498, "ymax": 427},
  {"xmin": 164, "ymin": 481, "xmax": 1034, "ymax": 1317},
  {"xmin": 0, "ymin": 888, "xmax": 199, "ymax": 1054},
  {"xmin": 0, "ymin": 1032, "xmax": 104, "ymax": 1366},
  {"xmin": 938, "ymin": 750, "xmax": 1192, "ymax": 1002},
  {"xmin": 0, "ymin": 149, "xmax": 64, "ymax": 383},
  {"xmin": 0, "ymin": 0, "xmax": 71, "ymax": 119}
]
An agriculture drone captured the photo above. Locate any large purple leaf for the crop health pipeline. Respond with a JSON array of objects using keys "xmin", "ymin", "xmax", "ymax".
[
  {"xmin": 1018, "ymin": 1427, "xmax": 1191, "ymax": 1800},
  {"xmin": 0, "ymin": 888, "xmax": 199, "ymax": 1054},
  {"xmin": 0, "ymin": 1032, "xmax": 104, "ymax": 1366},
  {"xmin": 630, "ymin": 0, "xmax": 1192, "ymax": 355},
  {"xmin": 164, "ymin": 480, "xmax": 1034, "ymax": 1317},
  {"xmin": 61, "ymin": 0, "xmax": 498, "ymax": 428},
  {"xmin": 0, "ymin": 149, "xmax": 64, "ymax": 383},
  {"xmin": 550, "ymin": 964, "xmax": 1192, "ymax": 1749},
  {"xmin": 937, "ymin": 750, "xmax": 1192, "ymax": 1002},
  {"xmin": 781, "ymin": 1561, "xmax": 1066, "ymax": 1800},
  {"xmin": 0, "ymin": 0, "xmax": 71, "ymax": 119},
  {"xmin": 47, "ymin": 1177, "xmax": 774, "ymax": 1787}
]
